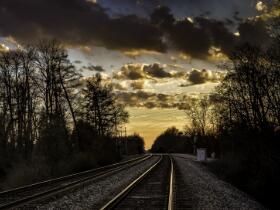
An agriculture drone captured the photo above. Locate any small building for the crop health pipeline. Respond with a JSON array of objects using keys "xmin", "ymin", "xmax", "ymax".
[{"xmin": 197, "ymin": 148, "xmax": 207, "ymax": 161}]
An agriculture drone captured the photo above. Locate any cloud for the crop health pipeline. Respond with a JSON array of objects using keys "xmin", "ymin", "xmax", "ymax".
[
  {"xmin": 256, "ymin": 1, "xmax": 267, "ymax": 12},
  {"xmin": 150, "ymin": 6, "xmax": 175, "ymax": 31},
  {"xmin": 0, "ymin": 1, "xmax": 271, "ymax": 59},
  {"xmin": 143, "ymin": 63, "xmax": 171, "ymax": 78},
  {"xmin": 188, "ymin": 69, "xmax": 209, "ymax": 84},
  {"xmin": 130, "ymin": 81, "xmax": 144, "ymax": 90},
  {"xmin": 0, "ymin": 43, "xmax": 9, "ymax": 52},
  {"xmin": 150, "ymin": 6, "xmax": 272, "ymax": 59},
  {"xmin": 86, "ymin": 0, "xmax": 97, "ymax": 4},
  {"xmin": 151, "ymin": 6, "xmax": 236, "ymax": 58},
  {"xmin": 238, "ymin": 18, "xmax": 271, "ymax": 47},
  {"xmin": 169, "ymin": 19, "xmax": 212, "ymax": 59},
  {"xmin": 195, "ymin": 17, "xmax": 237, "ymax": 56},
  {"xmin": 113, "ymin": 63, "xmax": 144, "ymax": 80},
  {"xmin": 122, "ymin": 49, "xmax": 161, "ymax": 58},
  {"xmin": 0, "ymin": 0, "xmax": 165, "ymax": 52},
  {"xmin": 112, "ymin": 83, "xmax": 127, "ymax": 91},
  {"xmin": 113, "ymin": 63, "xmax": 185, "ymax": 81},
  {"xmin": 168, "ymin": 16, "xmax": 247, "ymax": 58},
  {"xmin": 84, "ymin": 65, "xmax": 106, "ymax": 72},
  {"xmin": 187, "ymin": 69, "xmax": 223, "ymax": 85},
  {"xmin": 116, "ymin": 91, "xmax": 166, "ymax": 108},
  {"xmin": 74, "ymin": 60, "xmax": 83, "ymax": 64},
  {"xmin": 96, "ymin": 0, "xmax": 257, "ymax": 22},
  {"xmin": 115, "ymin": 90, "xmax": 192, "ymax": 109},
  {"xmin": 233, "ymin": 11, "xmax": 243, "ymax": 22}
]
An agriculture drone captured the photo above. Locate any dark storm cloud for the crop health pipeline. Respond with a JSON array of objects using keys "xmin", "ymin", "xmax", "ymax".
[
  {"xmin": 99, "ymin": 0, "xmax": 257, "ymax": 21},
  {"xmin": 233, "ymin": 11, "xmax": 243, "ymax": 22},
  {"xmin": 0, "ymin": 0, "xmax": 165, "ymax": 51},
  {"xmin": 151, "ymin": 6, "xmax": 228, "ymax": 58},
  {"xmin": 170, "ymin": 19, "xmax": 212, "ymax": 58},
  {"xmin": 238, "ymin": 18, "xmax": 271, "ymax": 47},
  {"xmin": 194, "ymin": 17, "xmax": 237, "ymax": 56},
  {"xmin": 0, "ymin": 0, "xmax": 271, "ymax": 58},
  {"xmin": 151, "ymin": 6, "xmax": 238, "ymax": 58},
  {"xmin": 151, "ymin": 6, "xmax": 271, "ymax": 58}
]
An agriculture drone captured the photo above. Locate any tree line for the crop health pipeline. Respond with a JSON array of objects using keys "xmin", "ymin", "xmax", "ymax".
[{"xmin": 0, "ymin": 40, "xmax": 144, "ymax": 189}]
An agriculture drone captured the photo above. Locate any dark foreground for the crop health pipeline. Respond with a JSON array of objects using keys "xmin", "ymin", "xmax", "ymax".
[{"xmin": 0, "ymin": 154, "xmax": 266, "ymax": 210}]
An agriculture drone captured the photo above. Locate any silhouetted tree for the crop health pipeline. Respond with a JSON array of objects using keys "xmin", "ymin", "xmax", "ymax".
[
  {"xmin": 35, "ymin": 40, "xmax": 81, "ymax": 128},
  {"xmin": 217, "ymin": 44, "xmax": 280, "ymax": 133},
  {"xmin": 205, "ymin": 9, "xmax": 280, "ymax": 207},
  {"xmin": 36, "ymin": 114, "xmax": 71, "ymax": 171},
  {"xmin": 82, "ymin": 73, "xmax": 128, "ymax": 136},
  {"xmin": 71, "ymin": 120, "xmax": 98, "ymax": 152},
  {"xmin": 119, "ymin": 133, "xmax": 145, "ymax": 155},
  {"xmin": 151, "ymin": 127, "xmax": 190, "ymax": 153},
  {"xmin": 0, "ymin": 47, "xmax": 38, "ymax": 158},
  {"xmin": 184, "ymin": 96, "xmax": 210, "ymax": 137},
  {"xmin": 34, "ymin": 40, "xmax": 82, "ymax": 161},
  {"xmin": 0, "ymin": 40, "xmax": 130, "ymax": 189}
]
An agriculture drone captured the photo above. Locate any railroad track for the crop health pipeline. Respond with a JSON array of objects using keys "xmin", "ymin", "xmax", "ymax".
[
  {"xmin": 0, "ymin": 155, "xmax": 152, "ymax": 210},
  {"xmin": 100, "ymin": 155, "xmax": 175, "ymax": 210},
  {"xmin": 172, "ymin": 158, "xmax": 193, "ymax": 210}
]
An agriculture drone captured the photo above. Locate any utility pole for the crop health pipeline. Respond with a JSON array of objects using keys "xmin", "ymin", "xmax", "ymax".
[{"xmin": 125, "ymin": 126, "xmax": 128, "ymax": 155}]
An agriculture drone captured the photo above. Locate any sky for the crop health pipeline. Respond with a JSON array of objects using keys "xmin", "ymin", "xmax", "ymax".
[{"xmin": 0, "ymin": 0, "xmax": 274, "ymax": 148}]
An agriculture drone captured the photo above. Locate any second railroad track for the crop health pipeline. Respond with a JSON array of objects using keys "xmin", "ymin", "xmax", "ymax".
[{"xmin": 0, "ymin": 155, "xmax": 152, "ymax": 210}]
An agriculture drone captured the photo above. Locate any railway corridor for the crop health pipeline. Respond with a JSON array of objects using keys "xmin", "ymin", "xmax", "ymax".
[
  {"xmin": 0, "ymin": 154, "xmax": 266, "ymax": 210},
  {"xmin": 100, "ymin": 155, "xmax": 172, "ymax": 209}
]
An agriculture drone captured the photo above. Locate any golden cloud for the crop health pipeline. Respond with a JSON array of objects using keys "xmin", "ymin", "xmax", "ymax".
[
  {"xmin": 256, "ymin": 1, "xmax": 267, "ymax": 12},
  {"xmin": 113, "ymin": 63, "xmax": 186, "ymax": 81},
  {"xmin": 122, "ymin": 49, "xmax": 161, "ymax": 58},
  {"xmin": 0, "ymin": 43, "xmax": 10, "ymax": 52}
]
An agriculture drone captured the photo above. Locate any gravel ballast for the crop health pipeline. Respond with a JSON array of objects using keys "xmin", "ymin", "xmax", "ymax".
[
  {"xmin": 173, "ymin": 155, "xmax": 267, "ymax": 210},
  {"xmin": 36, "ymin": 156, "xmax": 159, "ymax": 210}
]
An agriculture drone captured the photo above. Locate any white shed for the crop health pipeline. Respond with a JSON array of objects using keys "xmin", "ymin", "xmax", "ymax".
[{"xmin": 197, "ymin": 148, "xmax": 207, "ymax": 161}]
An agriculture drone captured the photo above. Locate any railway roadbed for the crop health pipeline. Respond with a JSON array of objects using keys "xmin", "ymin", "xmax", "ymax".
[{"xmin": 173, "ymin": 155, "xmax": 266, "ymax": 210}]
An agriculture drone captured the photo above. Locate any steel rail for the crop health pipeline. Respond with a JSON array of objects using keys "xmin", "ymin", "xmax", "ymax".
[
  {"xmin": 0, "ymin": 154, "xmax": 148, "ymax": 197},
  {"xmin": 168, "ymin": 155, "xmax": 175, "ymax": 210}
]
